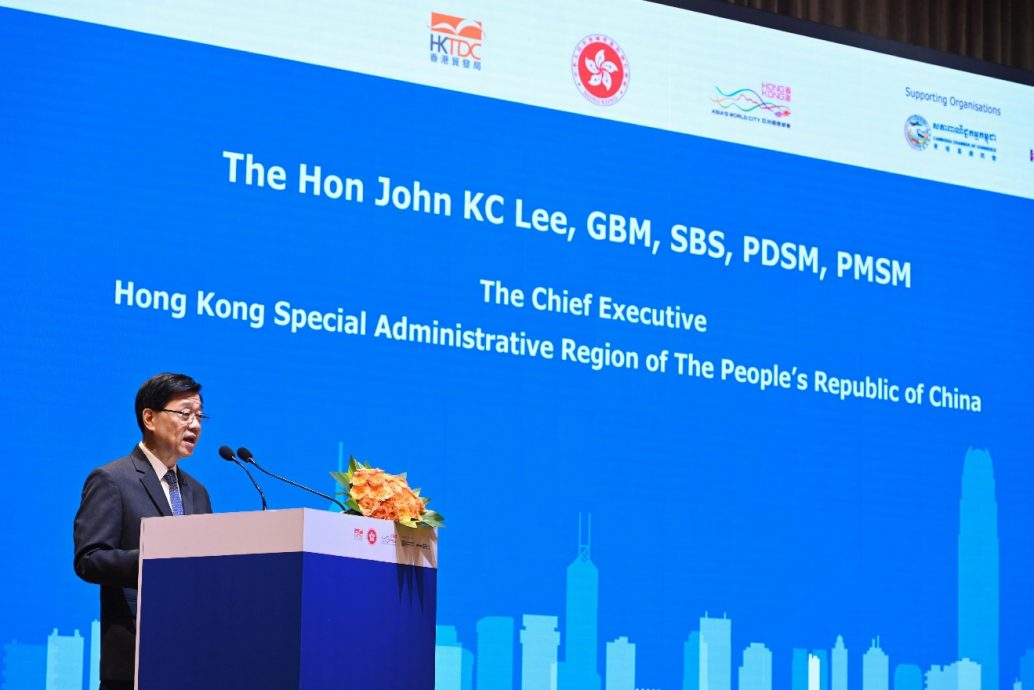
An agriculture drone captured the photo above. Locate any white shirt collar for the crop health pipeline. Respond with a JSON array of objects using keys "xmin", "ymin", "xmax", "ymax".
[{"xmin": 138, "ymin": 441, "xmax": 177, "ymax": 480}]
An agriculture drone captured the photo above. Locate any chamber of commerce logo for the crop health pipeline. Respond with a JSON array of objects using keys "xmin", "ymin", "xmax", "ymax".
[
  {"xmin": 572, "ymin": 34, "xmax": 629, "ymax": 106},
  {"xmin": 904, "ymin": 114, "xmax": 931, "ymax": 150},
  {"xmin": 904, "ymin": 113, "xmax": 997, "ymax": 161},
  {"xmin": 711, "ymin": 82, "xmax": 792, "ymax": 129},
  {"xmin": 429, "ymin": 12, "xmax": 482, "ymax": 70}
]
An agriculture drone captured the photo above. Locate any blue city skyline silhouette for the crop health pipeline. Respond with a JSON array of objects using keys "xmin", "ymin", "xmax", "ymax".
[{"xmin": 5, "ymin": 448, "xmax": 1023, "ymax": 690}]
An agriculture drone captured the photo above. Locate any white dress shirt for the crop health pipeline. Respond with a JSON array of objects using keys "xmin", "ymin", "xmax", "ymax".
[{"xmin": 138, "ymin": 441, "xmax": 178, "ymax": 512}]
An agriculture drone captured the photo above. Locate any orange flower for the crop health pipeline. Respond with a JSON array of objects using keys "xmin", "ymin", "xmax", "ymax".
[{"xmin": 349, "ymin": 468, "xmax": 426, "ymax": 522}]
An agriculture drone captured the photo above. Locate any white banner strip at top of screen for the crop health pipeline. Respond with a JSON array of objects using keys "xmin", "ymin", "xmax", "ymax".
[{"xmin": 6, "ymin": 0, "xmax": 1033, "ymax": 199}]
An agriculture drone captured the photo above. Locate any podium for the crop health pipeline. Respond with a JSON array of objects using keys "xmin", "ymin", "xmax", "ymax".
[{"xmin": 135, "ymin": 508, "xmax": 437, "ymax": 689}]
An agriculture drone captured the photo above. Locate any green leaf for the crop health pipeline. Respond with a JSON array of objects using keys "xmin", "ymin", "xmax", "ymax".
[
  {"xmin": 399, "ymin": 472, "xmax": 407, "ymax": 480},
  {"xmin": 348, "ymin": 456, "xmax": 362, "ymax": 474},
  {"xmin": 420, "ymin": 514, "xmax": 444, "ymax": 528},
  {"xmin": 344, "ymin": 499, "xmax": 362, "ymax": 513},
  {"xmin": 420, "ymin": 496, "xmax": 431, "ymax": 506},
  {"xmin": 422, "ymin": 510, "xmax": 444, "ymax": 525},
  {"xmin": 330, "ymin": 471, "xmax": 352, "ymax": 488}
]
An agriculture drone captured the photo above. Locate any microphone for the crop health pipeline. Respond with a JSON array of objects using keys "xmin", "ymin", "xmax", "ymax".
[
  {"xmin": 236, "ymin": 446, "xmax": 348, "ymax": 512},
  {"xmin": 218, "ymin": 445, "xmax": 268, "ymax": 511}
]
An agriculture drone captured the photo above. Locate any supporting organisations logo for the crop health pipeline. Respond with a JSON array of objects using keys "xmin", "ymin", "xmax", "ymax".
[
  {"xmin": 903, "ymin": 113, "xmax": 997, "ymax": 161},
  {"xmin": 429, "ymin": 12, "xmax": 482, "ymax": 70},
  {"xmin": 904, "ymin": 114, "xmax": 931, "ymax": 150},
  {"xmin": 366, "ymin": 528, "xmax": 378, "ymax": 545},
  {"xmin": 711, "ymin": 82, "xmax": 792, "ymax": 129},
  {"xmin": 572, "ymin": 34, "xmax": 629, "ymax": 106}
]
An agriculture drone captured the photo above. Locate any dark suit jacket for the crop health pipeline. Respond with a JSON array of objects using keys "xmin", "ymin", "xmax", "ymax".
[{"xmin": 73, "ymin": 445, "xmax": 212, "ymax": 683}]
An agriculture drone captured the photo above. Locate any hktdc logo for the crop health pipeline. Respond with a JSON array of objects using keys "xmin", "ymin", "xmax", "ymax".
[
  {"xmin": 571, "ymin": 34, "xmax": 629, "ymax": 106},
  {"xmin": 429, "ymin": 12, "xmax": 482, "ymax": 70}
]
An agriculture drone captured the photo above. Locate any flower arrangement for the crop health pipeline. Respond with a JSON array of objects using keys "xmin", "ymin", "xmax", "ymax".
[{"xmin": 331, "ymin": 456, "xmax": 444, "ymax": 528}]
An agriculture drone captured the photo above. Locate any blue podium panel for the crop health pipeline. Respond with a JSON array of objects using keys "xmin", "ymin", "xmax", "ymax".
[
  {"xmin": 298, "ymin": 553, "xmax": 437, "ymax": 688},
  {"xmin": 136, "ymin": 509, "xmax": 437, "ymax": 690},
  {"xmin": 138, "ymin": 552, "xmax": 305, "ymax": 688}
]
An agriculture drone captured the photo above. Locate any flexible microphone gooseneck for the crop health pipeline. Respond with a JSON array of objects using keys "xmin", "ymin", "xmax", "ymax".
[
  {"xmin": 218, "ymin": 445, "xmax": 268, "ymax": 511},
  {"xmin": 236, "ymin": 446, "xmax": 348, "ymax": 512}
]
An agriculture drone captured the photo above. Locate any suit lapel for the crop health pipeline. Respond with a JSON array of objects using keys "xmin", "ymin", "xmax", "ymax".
[{"xmin": 132, "ymin": 447, "xmax": 172, "ymax": 517}]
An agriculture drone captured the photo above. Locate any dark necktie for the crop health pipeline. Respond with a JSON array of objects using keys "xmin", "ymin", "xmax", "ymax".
[{"xmin": 163, "ymin": 470, "xmax": 185, "ymax": 516}]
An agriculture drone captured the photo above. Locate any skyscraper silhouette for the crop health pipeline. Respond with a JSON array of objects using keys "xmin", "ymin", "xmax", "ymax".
[
  {"xmin": 683, "ymin": 631, "xmax": 704, "ymax": 690},
  {"xmin": 521, "ymin": 615, "xmax": 560, "ymax": 690},
  {"xmin": 739, "ymin": 643, "xmax": 773, "ymax": 690},
  {"xmin": 894, "ymin": 664, "xmax": 923, "ymax": 690},
  {"xmin": 605, "ymin": 637, "xmax": 636, "ymax": 690},
  {"xmin": 45, "ymin": 629, "xmax": 82, "ymax": 690},
  {"xmin": 89, "ymin": 620, "xmax": 100, "ymax": 690},
  {"xmin": 558, "ymin": 514, "xmax": 601, "ymax": 690},
  {"xmin": 477, "ymin": 616, "xmax": 516, "ymax": 690},
  {"xmin": 810, "ymin": 654, "xmax": 823, "ymax": 690},
  {"xmin": 926, "ymin": 659, "xmax": 981, "ymax": 690},
  {"xmin": 793, "ymin": 649, "xmax": 810, "ymax": 690},
  {"xmin": 959, "ymin": 449, "xmax": 999, "ymax": 690},
  {"xmin": 811, "ymin": 651, "xmax": 829, "ymax": 690},
  {"xmin": 437, "ymin": 625, "xmax": 474, "ymax": 690},
  {"xmin": 1020, "ymin": 650, "xmax": 1034, "ymax": 690},
  {"xmin": 700, "ymin": 615, "xmax": 731, "ymax": 690},
  {"xmin": 832, "ymin": 636, "xmax": 848, "ymax": 690},
  {"xmin": 862, "ymin": 639, "xmax": 889, "ymax": 690}
]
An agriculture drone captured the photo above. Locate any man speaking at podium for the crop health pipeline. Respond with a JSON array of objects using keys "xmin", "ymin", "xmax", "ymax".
[{"xmin": 74, "ymin": 373, "xmax": 213, "ymax": 690}]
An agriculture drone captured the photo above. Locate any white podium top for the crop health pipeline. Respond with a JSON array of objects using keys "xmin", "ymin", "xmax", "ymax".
[{"xmin": 140, "ymin": 508, "xmax": 437, "ymax": 569}]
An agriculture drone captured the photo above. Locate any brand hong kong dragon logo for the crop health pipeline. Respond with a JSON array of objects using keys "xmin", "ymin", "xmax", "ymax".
[
  {"xmin": 572, "ymin": 34, "xmax": 629, "ymax": 106},
  {"xmin": 366, "ymin": 528, "xmax": 378, "ymax": 545},
  {"xmin": 905, "ymin": 114, "xmax": 931, "ymax": 151}
]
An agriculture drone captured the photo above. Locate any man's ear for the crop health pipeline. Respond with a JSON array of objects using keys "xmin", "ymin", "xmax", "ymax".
[{"xmin": 141, "ymin": 408, "xmax": 158, "ymax": 432}]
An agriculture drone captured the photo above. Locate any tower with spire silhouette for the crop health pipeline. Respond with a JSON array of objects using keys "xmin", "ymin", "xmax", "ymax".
[{"xmin": 557, "ymin": 513, "xmax": 601, "ymax": 690}]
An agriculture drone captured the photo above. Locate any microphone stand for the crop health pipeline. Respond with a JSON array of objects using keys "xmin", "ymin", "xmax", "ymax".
[
  {"xmin": 242, "ymin": 456, "xmax": 349, "ymax": 513},
  {"xmin": 233, "ymin": 459, "xmax": 268, "ymax": 511}
]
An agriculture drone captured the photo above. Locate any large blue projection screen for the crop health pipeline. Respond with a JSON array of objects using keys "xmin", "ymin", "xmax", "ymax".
[{"xmin": 1, "ymin": 6, "xmax": 1032, "ymax": 690}]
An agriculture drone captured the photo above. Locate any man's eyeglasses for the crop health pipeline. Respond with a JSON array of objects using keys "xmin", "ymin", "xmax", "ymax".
[{"xmin": 158, "ymin": 409, "xmax": 210, "ymax": 424}]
